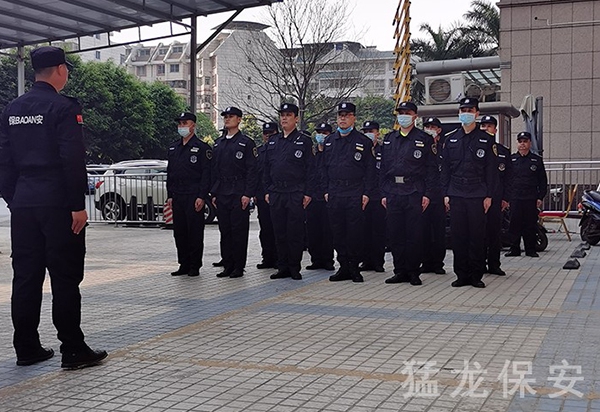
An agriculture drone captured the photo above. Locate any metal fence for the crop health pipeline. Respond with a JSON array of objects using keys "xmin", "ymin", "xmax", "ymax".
[{"xmin": 544, "ymin": 160, "xmax": 600, "ymax": 212}]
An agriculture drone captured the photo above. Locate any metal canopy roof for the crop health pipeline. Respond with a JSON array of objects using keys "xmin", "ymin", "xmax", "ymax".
[{"xmin": 0, "ymin": 0, "xmax": 277, "ymax": 49}]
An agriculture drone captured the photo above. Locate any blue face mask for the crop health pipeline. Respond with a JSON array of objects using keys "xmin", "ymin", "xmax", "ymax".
[
  {"xmin": 459, "ymin": 112, "xmax": 476, "ymax": 126},
  {"xmin": 315, "ymin": 133, "xmax": 326, "ymax": 144},
  {"xmin": 337, "ymin": 126, "xmax": 353, "ymax": 135},
  {"xmin": 397, "ymin": 114, "xmax": 414, "ymax": 128},
  {"xmin": 365, "ymin": 132, "xmax": 376, "ymax": 141},
  {"xmin": 178, "ymin": 126, "xmax": 191, "ymax": 137}
]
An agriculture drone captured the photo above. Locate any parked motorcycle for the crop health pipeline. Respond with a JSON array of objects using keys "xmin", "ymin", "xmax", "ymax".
[{"xmin": 579, "ymin": 190, "xmax": 600, "ymax": 245}]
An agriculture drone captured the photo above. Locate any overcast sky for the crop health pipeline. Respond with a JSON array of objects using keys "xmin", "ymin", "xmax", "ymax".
[{"xmin": 111, "ymin": 0, "xmax": 478, "ymax": 51}]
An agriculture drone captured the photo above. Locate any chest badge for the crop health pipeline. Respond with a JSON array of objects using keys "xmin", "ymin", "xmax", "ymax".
[
  {"xmin": 354, "ymin": 152, "xmax": 362, "ymax": 161},
  {"xmin": 499, "ymin": 163, "xmax": 505, "ymax": 171},
  {"xmin": 236, "ymin": 151, "xmax": 244, "ymax": 159},
  {"xmin": 295, "ymin": 150, "xmax": 303, "ymax": 158},
  {"xmin": 530, "ymin": 165, "xmax": 537, "ymax": 171},
  {"xmin": 476, "ymin": 149, "xmax": 485, "ymax": 158},
  {"xmin": 190, "ymin": 155, "xmax": 197, "ymax": 164},
  {"xmin": 413, "ymin": 150, "xmax": 422, "ymax": 159}
]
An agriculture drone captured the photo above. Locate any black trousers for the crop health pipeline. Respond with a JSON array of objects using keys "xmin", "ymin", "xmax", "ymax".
[
  {"xmin": 269, "ymin": 192, "xmax": 306, "ymax": 273},
  {"xmin": 256, "ymin": 197, "xmax": 277, "ymax": 264},
  {"xmin": 508, "ymin": 199, "xmax": 539, "ymax": 254},
  {"xmin": 306, "ymin": 200, "xmax": 334, "ymax": 266},
  {"xmin": 327, "ymin": 195, "xmax": 365, "ymax": 270},
  {"xmin": 362, "ymin": 199, "xmax": 386, "ymax": 267},
  {"xmin": 215, "ymin": 194, "xmax": 250, "ymax": 271},
  {"xmin": 172, "ymin": 193, "xmax": 205, "ymax": 270},
  {"xmin": 386, "ymin": 193, "xmax": 423, "ymax": 276},
  {"xmin": 11, "ymin": 207, "xmax": 86, "ymax": 356},
  {"xmin": 484, "ymin": 199, "xmax": 502, "ymax": 269},
  {"xmin": 421, "ymin": 200, "xmax": 446, "ymax": 271},
  {"xmin": 449, "ymin": 196, "xmax": 486, "ymax": 283}
]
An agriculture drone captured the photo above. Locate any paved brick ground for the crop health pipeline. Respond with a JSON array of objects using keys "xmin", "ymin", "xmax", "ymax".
[{"xmin": 0, "ymin": 215, "xmax": 597, "ymax": 412}]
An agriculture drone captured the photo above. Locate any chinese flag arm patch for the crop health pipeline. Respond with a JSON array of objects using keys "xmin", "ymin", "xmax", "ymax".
[{"xmin": 76, "ymin": 114, "xmax": 84, "ymax": 125}]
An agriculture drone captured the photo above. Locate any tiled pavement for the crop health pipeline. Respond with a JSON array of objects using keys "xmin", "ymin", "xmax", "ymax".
[{"xmin": 0, "ymin": 215, "xmax": 598, "ymax": 412}]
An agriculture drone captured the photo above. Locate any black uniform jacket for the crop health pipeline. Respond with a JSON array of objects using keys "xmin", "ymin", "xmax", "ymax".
[
  {"xmin": 0, "ymin": 81, "xmax": 87, "ymax": 211},
  {"xmin": 441, "ymin": 127, "xmax": 498, "ymax": 199},
  {"xmin": 166, "ymin": 134, "xmax": 212, "ymax": 200},
  {"xmin": 508, "ymin": 151, "xmax": 548, "ymax": 201},
  {"xmin": 210, "ymin": 131, "xmax": 258, "ymax": 198},
  {"xmin": 321, "ymin": 128, "xmax": 376, "ymax": 198},
  {"xmin": 263, "ymin": 128, "xmax": 314, "ymax": 195},
  {"xmin": 379, "ymin": 127, "xmax": 438, "ymax": 200}
]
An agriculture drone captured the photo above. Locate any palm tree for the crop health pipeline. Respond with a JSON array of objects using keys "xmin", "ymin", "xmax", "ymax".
[
  {"xmin": 462, "ymin": 0, "xmax": 500, "ymax": 55},
  {"xmin": 410, "ymin": 23, "xmax": 482, "ymax": 61}
]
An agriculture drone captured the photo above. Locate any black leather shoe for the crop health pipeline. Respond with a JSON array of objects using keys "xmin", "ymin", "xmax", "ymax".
[
  {"xmin": 358, "ymin": 263, "xmax": 374, "ymax": 271},
  {"xmin": 229, "ymin": 269, "xmax": 244, "ymax": 278},
  {"xmin": 385, "ymin": 274, "xmax": 410, "ymax": 284},
  {"xmin": 216, "ymin": 269, "xmax": 233, "ymax": 278},
  {"xmin": 374, "ymin": 266, "xmax": 385, "ymax": 273},
  {"xmin": 270, "ymin": 270, "xmax": 291, "ymax": 279},
  {"xmin": 352, "ymin": 273, "xmax": 364, "ymax": 283},
  {"xmin": 305, "ymin": 263, "xmax": 321, "ymax": 270},
  {"xmin": 410, "ymin": 275, "xmax": 422, "ymax": 286},
  {"xmin": 471, "ymin": 281, "xmax": 486, "ymax": 288},
  {"xmin": 488, "ymin": 267, "xmax": 506, "ymax": 276},
  {"xmin": 434, "ymin": 268, "xmax": 446, "ymax": 275},
  {"xmin": 188, "ymin": 269, "xmax": 200, "ymax": 277},
  {"xmin": 526, "ymin": 252, "xmax": 540, "ymax": 257},
  {"xmin": 171, "ymin": 266, "xmax": 189, "ymax": 276},
  {"xmin": 451, "ymin": 280, "xmax": 470, "ymax": 287},
  {"xmin": 290, "ymin": 271, "xmax": 303, "ymax": 280},
  {"xmin": 61, "ymin": 347, "xmax": 108, "ymax": 370},
  {"xmin": 323, "ymin": 263, "xmax": 335, "ymax": 271},
  {"xmin": 329, "ymin": 270, "xmax": 352, "ymax": 282},
  {"xmin": 16, "ymin": 347, "xmax": 54, "ymax": 366},
  {"xmin": 257, "ymin": 262, "xmax": 276, "ymax": 269},
  {"xmin": 212, "ymin": 260, "xmax": 224, "ymax": 267},
  {"xmin": 505, "ymin": 251, "xmax": 521, "ymax": 257}
]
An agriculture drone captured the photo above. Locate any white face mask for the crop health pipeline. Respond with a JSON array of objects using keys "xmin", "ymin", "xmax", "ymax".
[
  {"xmin": 365, "ymin": 132, "xmax": 376, "ymax": 141},
  {"xmin": 397, "ymin": 114, "xmax": 414, "ymax": 128},
  {"xmin": 424, "ymin": 128, "xmax": 437, "ymax": 137},
  {"xmin": 178, "ymin": 126, "xmax": 191, "ymax": 137}
]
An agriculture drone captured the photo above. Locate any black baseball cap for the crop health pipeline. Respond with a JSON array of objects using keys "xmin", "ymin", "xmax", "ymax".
[
  {"xmin": 262, "ymin": 122, "xmax": 279, "ymax": 134},
  {"xmin": 517, "ymin": 131, "xmax": 532, "ymax": 141},
  {"xmin": 221, "ymin": 106, "xmax": 243, "ymax": 117},
  {"xmin": 175, "ymin": 112, "xmax": 196, "ymax": 122},
  {"xmin": 315, "ymin": 122, "xmax": 333, "ymax": 133},
  {"xmin": 396, "ymin": 101, "xmax": 418, "ymax": 113},
  {"xmin": 423, "ymin": 117, "xmax": 442, "ymax": 127},
  {"xmin": 30, "ymin": 46, "xmax": 73, "ymax": 71},
  {"xmin": 278, "ymin": 103, "xmax": 299, "ymax": 115},
  {"xmin": 361, "ymin": 121, "xmax": 380, "ymax": 131},
  {"xmin": 480, "ymin": 115, "xmax": 497, "ymax": 126},
  {"xmin": 337, "ymin": 102, "xmax": 356, "ymax": 114},
  {"xmin": 459, "ymin": 97, "xmax": 479, "ymax": 109}
]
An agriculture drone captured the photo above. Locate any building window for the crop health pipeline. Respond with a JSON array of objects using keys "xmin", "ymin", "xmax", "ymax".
[
  {"xmin": 157, "ymin": 65, "xmax": 165, "ymax": 75},
  {"xmin": 170, "ymin": 64, "xmax": 180, "ymax": 73},
  {"xmin": 95, "ymin": 51, "xmax": 101, "ymax": 60},
  {"xmin": 204, "ymin": 95, "xmax": 212, "ymax": 104},
  {"xmin": 205, "ymin": 76, "xmax": 211, "ymax": 85},
  {"xmin": 158, "ymin": 48, "xmax": 168, "ymax": 55},
  {"xmin": 139, "ymin": 49, "xmax": 150, "ymax": 57},
  {"xmin": 95, "ymin": 33, "xmax": 101, "ymax": 40},
  {"xmin": 136, "ymin": 66, "xmax": 147, "ymax": 77},
  {"xmin": 172, "ymin": 46, "xmax": 183, "ymax": 53},
  {"xmin": 120, "ymin": 54, "xmax": 126, "ymax": 65},
  {"xmin": 248, "ymin": 95, "xmax": 251, "ymax": 100},
  {"xmin": 247, "ymin": 76, "xmax": 251, "ymax": 82}
]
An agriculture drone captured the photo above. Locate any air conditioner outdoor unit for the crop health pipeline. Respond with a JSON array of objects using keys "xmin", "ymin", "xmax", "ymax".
[{"xmin": 424, "ymin": 74, "xmax": 465, "ymax": 104}]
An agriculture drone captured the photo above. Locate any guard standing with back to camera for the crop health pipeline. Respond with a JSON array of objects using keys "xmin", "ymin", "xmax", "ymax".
[
  {"xmin": 505, "ymin": 131, "xmax": 548, "ymax": 257},
  {"xmin": 305, "ymin": 122, "xmax": 335, "ymax": 271},
  {"xmin": 322, "ymin": 102, "xmax": 376, "ymax": 283},
  {"xmin": 210, "ymin": 106, "xmax": 258, "ymax": 278},
  {"xmin": 255, "ymin": 122, "xmax": 279, "ymax": 269},
  {"xmin": 420, "ymin": 117, "xmax": 447, "ymax": 275},
  {"xmin": 264, "ymin": 103, "xmax": 314, "ymax": 281},
  {"xmin": 479, "ymin": 115, "xmax": 511, "ymax": 275},
  {"xmin": 380, "ymin": 102, "xmax": 437, "ymax": 286},
  {"xmin": 441, "ymin": 97, "xmax": 498, "ymax": 289},
  {"xmin": 0, "ymin": 46, "xmax": 107, "ymax": 369},
  {"xmin": 167, "ymin": 112, "xmax": 212, "ymax": 277},
  {"xmin": 359, "ymin": 120, "xmax": 386, "ymax": 274}
]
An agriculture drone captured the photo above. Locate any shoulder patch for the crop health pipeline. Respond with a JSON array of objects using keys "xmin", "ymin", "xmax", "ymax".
[
  {"xmin": 253, "ymin": 147, "xmax": 258, "ymax": 157},
  {"xmin": 206, "ymin": 149, "xmax": 212, "ymax": 160},
  {"xmin": 431, "ymin": 143, "xmax": 437, "ymax": 155},
  {"xmin": 492, "ymin": 144, "xmax": 498, "ymax": 156}
]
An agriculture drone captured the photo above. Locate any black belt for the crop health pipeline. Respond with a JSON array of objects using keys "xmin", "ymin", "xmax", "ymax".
[
  {"xmin": 330, "ymin": 179, "xmax": 359, "ymax": 187},
  {"xmin": 220, "ymin": 175, "xmax": 243, "ymax": 182},
  {"xmin": 273, "ymin": 180, "xmax": 301, "ymax": 188},
  {"xmin": 453, "ymin": 176, "xmax": 483, "ymax": 184}
]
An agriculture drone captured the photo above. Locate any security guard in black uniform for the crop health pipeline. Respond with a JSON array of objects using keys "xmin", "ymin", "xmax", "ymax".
[
  {"xmin": 255, "ymin": 122, "xmax": 279, "ymax": 269},
  {"xmin": 0, "ymin": 46, "xmax": 107, "ymax": 368},
  {"xmin": 323, "ymin": 102, "xmax": 376, "ymax": 283},
  {"xmin": 306, "ymin": 122, "xmax": 335, "ymax": 271},
  {"xmin": 420, "ymin": 117, "xmax": 447, "ymax": 275},
  {"xmin": 479, "ymin": 115, "xmax": 511, "ymax": 275},
  {"xmin": 359, "ymin": 121, "xmax": 386, "ymax": 273},
  {"xmin": 441, "ymin": 98, "xmax": 498, "ymax": 288},
  {"xmin": 211, "ymin": 106, "xmax": 258, "ymax": 278},
  {"xmin": 264, "ymin": 103, "xmax": 314, "ymax": 280},
  {"xmin": 167, "ymin": 112, "xmax": 212, "ymax": 277},
  {"xmin": 506, "ymin": 131, "xmax": 548, "ymax": 257},
  {"xmin": 381, "ymin": 103, "xmax": 437, "ymax": 286}
]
